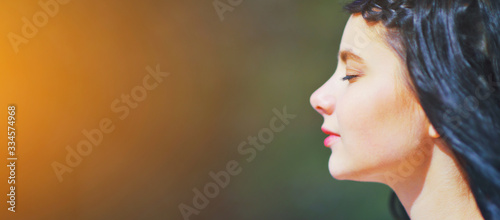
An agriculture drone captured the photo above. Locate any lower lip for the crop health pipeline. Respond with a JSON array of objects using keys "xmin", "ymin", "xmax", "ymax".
[{"xmin": 324, "ymin": 135, "xmax": 341, "ymax": 147}]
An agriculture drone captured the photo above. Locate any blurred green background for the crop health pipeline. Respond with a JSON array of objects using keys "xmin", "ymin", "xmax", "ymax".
[
  {"xmin": 0, "ymin": 0, "xmax": 393, "ymax": 219},
  {"xmin": 164, "ymin": 0, "xmax": 393, "ymax": 219}
]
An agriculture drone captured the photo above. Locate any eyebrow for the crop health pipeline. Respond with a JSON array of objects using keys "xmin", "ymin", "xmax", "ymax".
[{"xmin": 339, "ymin": 49, "xmax": 364, "ymax": 64}]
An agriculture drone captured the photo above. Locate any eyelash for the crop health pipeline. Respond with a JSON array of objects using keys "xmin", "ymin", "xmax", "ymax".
[{"xmin": 342, "ymin": 75, "xmax": 359, "ymax": 82}]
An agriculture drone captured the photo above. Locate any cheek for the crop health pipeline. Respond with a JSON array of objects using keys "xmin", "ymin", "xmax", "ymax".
[{"xmin": 336, "ymin": 79, "xmax": 414, "ymax": 164}]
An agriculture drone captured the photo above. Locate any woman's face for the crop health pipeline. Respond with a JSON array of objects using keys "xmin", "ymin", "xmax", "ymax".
[{"xmin": 310, "ymin": 14, "xmax": 431, "ymax": 183}]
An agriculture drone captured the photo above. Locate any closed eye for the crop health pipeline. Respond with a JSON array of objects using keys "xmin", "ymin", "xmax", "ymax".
[{"xmin": 342, "ymin": 75, "xmax": 359, "ymax": 82}]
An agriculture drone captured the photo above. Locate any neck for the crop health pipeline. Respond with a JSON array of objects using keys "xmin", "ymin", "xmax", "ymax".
[{"xmin": 389, "ymin": 143, "xmax": 483, "ymax": 220}]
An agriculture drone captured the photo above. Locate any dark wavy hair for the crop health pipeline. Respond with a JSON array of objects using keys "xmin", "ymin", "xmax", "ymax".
[{"xmin": 344, "ymin": 0, "xmax": 500, "ymax": 219}]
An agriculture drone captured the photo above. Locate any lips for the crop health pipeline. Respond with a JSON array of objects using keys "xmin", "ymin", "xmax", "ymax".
[{"xmin": 321, "ymin": 127, "xmax": 341, "ymax": 148}]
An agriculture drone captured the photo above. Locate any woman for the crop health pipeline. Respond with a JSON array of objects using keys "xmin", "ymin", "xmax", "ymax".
[{"xmin": 310, "ymin": 0, "xmax": 500, "ymax": 219}]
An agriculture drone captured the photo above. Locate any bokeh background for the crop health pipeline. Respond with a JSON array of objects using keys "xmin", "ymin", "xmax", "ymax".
[{"xmin": 0, "ymin": 0, "xmax": 393, "ymax": 219}]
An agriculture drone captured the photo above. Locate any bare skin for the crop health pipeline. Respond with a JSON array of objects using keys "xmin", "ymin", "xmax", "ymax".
[{"xmin": 310, "ymin": 14, "xmax": 483, "ymax": 219}]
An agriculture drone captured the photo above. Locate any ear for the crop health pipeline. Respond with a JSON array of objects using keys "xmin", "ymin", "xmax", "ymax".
[{"xmin": 428, "ymin": 125, "xmax": 440, "ymax": 138}]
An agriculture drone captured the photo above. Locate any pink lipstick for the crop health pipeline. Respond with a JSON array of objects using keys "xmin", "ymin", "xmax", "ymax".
[{"xmin": 321, "ymin": 127, "xmax": 341, "ymax": 148}]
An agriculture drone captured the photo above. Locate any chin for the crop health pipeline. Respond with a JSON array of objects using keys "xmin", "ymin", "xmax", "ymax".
[
  {"xmin": 328, "ymin": 153, "xmax": 377, "ymax": 182},
  {"xmin": 328, "ymin": 154, "xmax": 354, "ymax": 180}
]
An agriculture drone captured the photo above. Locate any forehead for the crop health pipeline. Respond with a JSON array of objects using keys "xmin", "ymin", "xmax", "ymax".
[{"xmin": 339, "ymin": 14, "xmax": 387, "ymax": 54}]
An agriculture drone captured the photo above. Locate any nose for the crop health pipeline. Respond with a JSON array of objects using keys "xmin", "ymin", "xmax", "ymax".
[{"xmin": 310, "ymin": 86, "xmax": 335, "ymax": 115}]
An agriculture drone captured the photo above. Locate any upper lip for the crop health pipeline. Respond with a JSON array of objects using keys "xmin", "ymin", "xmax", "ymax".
[{"xmin": 321, "ymin": 127, "xmax": 340, "ymax": 136}]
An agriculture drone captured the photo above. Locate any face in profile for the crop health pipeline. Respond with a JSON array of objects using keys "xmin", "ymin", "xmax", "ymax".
[{"xmin": 310, "ymin": 14, "xmax": 432, "ymax": 184}]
